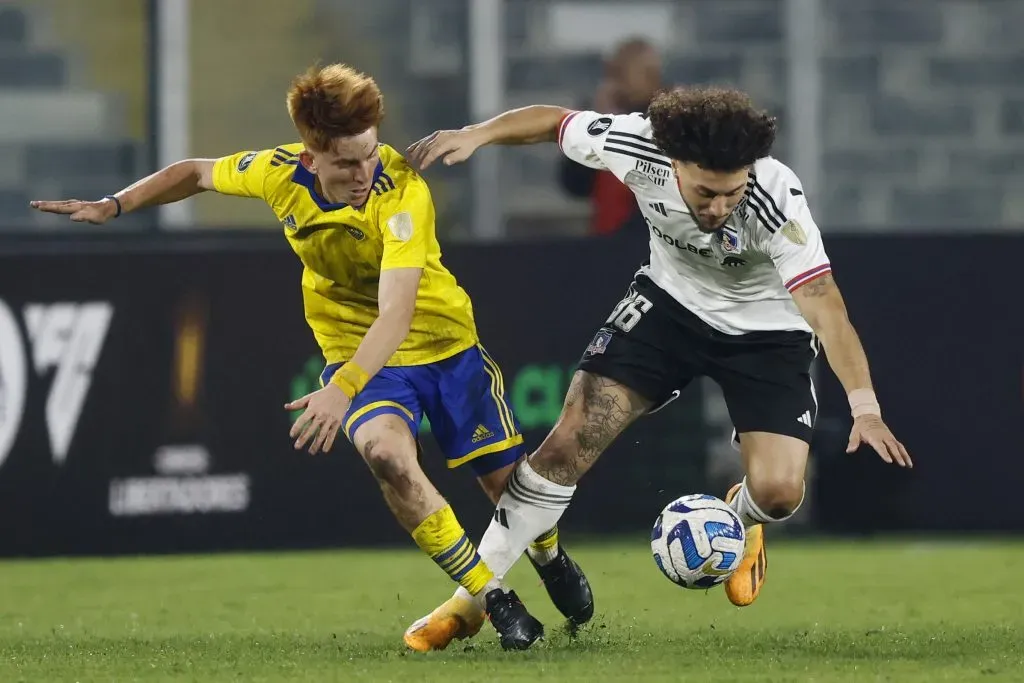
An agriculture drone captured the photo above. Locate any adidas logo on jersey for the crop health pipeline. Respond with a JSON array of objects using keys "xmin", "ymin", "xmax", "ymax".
[
  {"xmin": 722, "ymin": 256, "xmax": 747, "ymax": 267},
  {"xmin": 797, "ymin": 411, "xmax": 813, "ymax": 428},
  {"xmin": 471, "ymin": 424, "xmax": 494, "ymax": 443},
  {"xmin": 649, "ymin": 202, "xmax": 668, "ymax": 217}
]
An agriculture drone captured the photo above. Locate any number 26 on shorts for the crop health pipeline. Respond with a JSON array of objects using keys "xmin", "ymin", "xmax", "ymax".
[{"xmin": 606, "ymin": 292, "xmax": 653, "ymax": 333}]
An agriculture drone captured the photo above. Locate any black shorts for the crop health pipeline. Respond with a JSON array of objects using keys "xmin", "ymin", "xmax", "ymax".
[{"xmin": 578, "ymin": 274, "xmax": 818, "ymax": 443}]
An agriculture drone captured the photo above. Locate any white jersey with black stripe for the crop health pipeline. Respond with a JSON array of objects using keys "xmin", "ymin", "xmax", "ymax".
[{"xmin": 558, "ymin": 109, "xmax": 832, "ymax": 335}]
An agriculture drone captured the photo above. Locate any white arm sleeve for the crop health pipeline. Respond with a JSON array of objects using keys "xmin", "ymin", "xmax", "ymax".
[
  {"xmin": 556, "ymin": 110, "xmax": 617, "ymax": 170},
  {"xmin": 756, "ymin": 167, "xmax": 832, "ymax": 292}
]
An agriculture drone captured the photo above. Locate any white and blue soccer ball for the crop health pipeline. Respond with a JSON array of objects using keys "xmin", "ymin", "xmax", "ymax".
[{"xmin": 651, "ymin": 494, "xmax": 746, "ymax": 589}]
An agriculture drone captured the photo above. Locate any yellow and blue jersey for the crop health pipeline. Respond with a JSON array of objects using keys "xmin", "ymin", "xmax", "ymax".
[
  {"xmin": 213, "ymin": 141, "xmax": 522, "ymax": 472},
  {"xmin": 212, "ymin": 142, "xmax": 478, "ymax": 366}
]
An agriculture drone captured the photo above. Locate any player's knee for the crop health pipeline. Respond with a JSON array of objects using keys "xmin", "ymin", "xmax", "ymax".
[
  {"xmin": 748, "ymin": 473, "xmax": 804, "ymax": 520},
  {"xmin": 363, "ymin": 439, "xmax": 417, "ymax": 493}
]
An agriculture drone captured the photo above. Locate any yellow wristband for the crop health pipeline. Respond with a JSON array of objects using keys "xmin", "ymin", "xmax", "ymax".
[{"xmin": 330, "ymin": 361, "xmax": 370, "ymax": 398}]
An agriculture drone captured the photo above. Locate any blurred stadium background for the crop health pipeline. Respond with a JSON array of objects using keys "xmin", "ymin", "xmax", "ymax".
[{"xmin": 0, "ymin": 1, "xmax": 1022, "ymax": 680}]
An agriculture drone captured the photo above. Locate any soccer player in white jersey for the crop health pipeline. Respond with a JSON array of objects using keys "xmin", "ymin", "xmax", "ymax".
[{"xmin": 406, "ymin": 86, "xmax": 912, "ymax": 645}]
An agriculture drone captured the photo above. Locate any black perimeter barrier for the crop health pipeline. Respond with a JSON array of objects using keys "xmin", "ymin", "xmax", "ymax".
[{"xmin": 0, "ymin": 231, "xmax": 1020, "ymax": 556}]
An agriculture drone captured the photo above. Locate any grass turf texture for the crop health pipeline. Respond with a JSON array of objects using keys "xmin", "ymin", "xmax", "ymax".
[{"xmin": 0, "ymin": 539, "xmax": 1021, "ymax": 682}]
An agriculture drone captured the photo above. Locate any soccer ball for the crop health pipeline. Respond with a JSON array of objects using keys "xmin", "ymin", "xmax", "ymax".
[{"xmin": 651, "ymin": 493, "xmax": 746, "ymax": 589}]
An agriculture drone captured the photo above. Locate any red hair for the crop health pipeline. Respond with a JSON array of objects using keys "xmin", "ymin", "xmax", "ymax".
[{"xmin": 286, "ymin": 63, "xmax": 384, "ymax": 152}]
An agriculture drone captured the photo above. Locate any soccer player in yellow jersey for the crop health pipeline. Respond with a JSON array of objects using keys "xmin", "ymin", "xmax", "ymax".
[{"xmin": 30, "ymin": 63, "xmax": 592, "ymax": 652}]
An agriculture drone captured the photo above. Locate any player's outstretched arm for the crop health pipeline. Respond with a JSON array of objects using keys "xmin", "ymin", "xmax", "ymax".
[
  {"xmin": 30, "ymin": 159, "xmax": 217, "ymax": 224},
  {"xmin": 407, "ymin": 105, "xmax": 570, "ymax": 170},
  {"xmin": 791, "ymin": 274, "xmax": 913, "ymax": 469}
]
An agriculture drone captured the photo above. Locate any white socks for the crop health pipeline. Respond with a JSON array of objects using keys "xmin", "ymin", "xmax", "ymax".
[
  {"xmin": 452, "ymin": 460, "xmax": 577, "ymax": 608},
  {"xmin": 450, "ymin": 461, "xmax": 575, "ymax": 607},
  {"xmin": 477, "ymin": 459, "xmax": 576, "ymax": 580}
]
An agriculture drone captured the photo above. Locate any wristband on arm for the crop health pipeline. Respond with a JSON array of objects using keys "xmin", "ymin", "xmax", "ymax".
[
  {"xmin": 103, "ymin": 195, "xmax": 122, "ymax": 217},
  {"xmin": 330, "ymin": 361, "xmax": 370, "ymax": 398},
  {"xmin": 848, "ymin": 388, "xmax": 881, "ymax": 418}
]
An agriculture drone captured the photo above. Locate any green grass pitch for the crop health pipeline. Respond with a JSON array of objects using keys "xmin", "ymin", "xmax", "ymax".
[{"xmin": 1, "ymin": 539, "xmax": 1021, "ymax": 681}]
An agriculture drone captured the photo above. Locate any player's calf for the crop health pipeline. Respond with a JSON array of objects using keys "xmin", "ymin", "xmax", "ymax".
[{"xmin": 355, "ymin": 417, "xmax": 500, "ymax": 600}]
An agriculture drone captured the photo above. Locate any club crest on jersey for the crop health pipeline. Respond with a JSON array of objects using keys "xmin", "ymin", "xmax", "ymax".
[
  {"xmin": 780, "ymin": 219, "xmax": 807, "ymax": 245},
  {"xmin": 719, "ymin": 228, "xmax": 740, "ymax": 253},
  {"xmin": 586, "ymin": 329, "xmax": 613, "ymax": 356},
  {"xmin": 237, "ymin": 152, "xmax": 257, "ymax": 172},
  {"xmin": 344, "ymin": 225, "xmax": 365, "ymax": 240},
  {"xmin": 587, "ymin": 117, "xmax": 613, "ymax": 136},
  {"xmin": 624, "ymin": 170, "xmax": 654, "ymax": 192}
]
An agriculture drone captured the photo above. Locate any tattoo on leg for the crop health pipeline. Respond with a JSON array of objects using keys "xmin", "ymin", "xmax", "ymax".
[
  {"xmin": 575, "ymin": 374, "xmax": 649, "ymax": 463},
  {"xmin": 533, "ymin": 372, "xmax": 650, "ymax": 485}
]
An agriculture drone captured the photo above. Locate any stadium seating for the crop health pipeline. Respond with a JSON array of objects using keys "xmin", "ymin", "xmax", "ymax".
[
  {"xmin": 0, "ymin": 3, "xmax": 144, "ymax": 230},
  {"xmin": 3, "ymin": 0, "xmax": 1023, "ymax": 232},
  {"xmin": 317, "ymin": 0, "xmax": 1024, "ymax": 233}
]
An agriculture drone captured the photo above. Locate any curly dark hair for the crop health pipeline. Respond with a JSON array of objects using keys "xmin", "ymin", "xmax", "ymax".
[{"xmin": 648, "ymin": 87, "xmax": 777, "ymax": 172}]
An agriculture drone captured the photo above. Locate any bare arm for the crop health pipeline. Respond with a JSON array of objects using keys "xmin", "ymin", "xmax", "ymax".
[
  {"xmin": 466, "ymin": 105, "xmax": 570, "ymax": 146},
  {"xmin": 342, "ymin": 267, "xmax": 421, "ymax": 380},
  {"xmin": 407, "ymin": 106, "xmax": 570, "ymax": 170},
  {"xmin": 31, "ymin": 159, "xmax": 217, "ymax": 223},
  {"xmin": 792, "ymin": 274, "xmax": 912, "ymax": 467},
  {"xmin": 286, "ymin": 267, "xmax": 422, "ymax": 455},
  {"xmin": 790, "ymin": 274, "xmax": 873, "ymax": 394},
  {"xmin": 117, "ymin": 159, "xmax": 217, "ymax": 212}
]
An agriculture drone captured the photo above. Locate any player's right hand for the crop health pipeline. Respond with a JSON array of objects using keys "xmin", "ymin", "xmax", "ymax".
[
  {"xmin": 29, "ymin": 198, "xmax": 118, "ymax": 224},
  {"xmin": 406, "ymin": 128, "xmax": 485, "ymax": 171}
]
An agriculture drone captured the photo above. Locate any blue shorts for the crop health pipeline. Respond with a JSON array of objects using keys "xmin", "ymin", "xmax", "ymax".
[{"xmin": 321, "ymin": 345, "xmax": 524, "ymax": 476}]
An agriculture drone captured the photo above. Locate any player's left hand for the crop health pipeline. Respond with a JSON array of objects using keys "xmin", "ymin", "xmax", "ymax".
[
  {"xmin": 30, "ymin": 198, "xmax": 118, "ymax": 224},
  {"xmin": 285, "ymin": 383, "xmax": 351, "ymax": 455},
  {"xmin": 847, "ymin": 414, "xmax": 913, "ymax": 468},
  {"xmin": 406, "ymin": 128, "xmax": 485, "ymax": 170}
]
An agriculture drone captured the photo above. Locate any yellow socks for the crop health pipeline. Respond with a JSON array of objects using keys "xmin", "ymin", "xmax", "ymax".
[
  {"xmin": 527, "ymin": 526, "xmax": 560, "ymax": 565},
  {"xmin": 412, "ymin": 505, "xmax": 494, "ymax": 595}
]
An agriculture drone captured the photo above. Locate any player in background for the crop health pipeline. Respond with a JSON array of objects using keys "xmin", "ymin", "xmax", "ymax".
[
  {"xmin": 30, "ymin": 63, "xmax": 592, "ymax": 652},
  {"xmin": 405, "ymin": 86, "xmax": 912, "ymax": 642}
]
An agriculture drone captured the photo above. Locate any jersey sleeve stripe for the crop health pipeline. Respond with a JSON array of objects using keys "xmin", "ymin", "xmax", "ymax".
[
  {"xmin": 750, "ymin": 179, "xmax": 787, "ymax": 225},
  {"xmin": 606, "ymin": 131, "xmax": 662, "ymax": 154},
  {"xmin": 746, "ymin": 189, "xmax": 782, "ymax": 231},
  {"xmin": 557, "ymin": 111, "xmax": 579, "ymax": 151},
  {"xmin": 603, "ymin": 137, "xmax": 669, "ymax": 158},
  {"xmin": 785, "ymin": 264, "xmax": 832, "ymax": 291},
  {"xmin": 274, "ymin": 147, "xmax": 298, "ymax": 158},
  {"xmin": 606, "ymin": 130, "xmax": 658, "ymax": 145},
  {"xmin": 604, "ymin": 145, "xmax": 672, "ymax": 167}
]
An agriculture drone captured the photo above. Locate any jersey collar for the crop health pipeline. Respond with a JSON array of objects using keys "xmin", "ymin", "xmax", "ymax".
[{"xmin": 291, "ymin": 160, "xmax": 384, "ymax": 211}]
